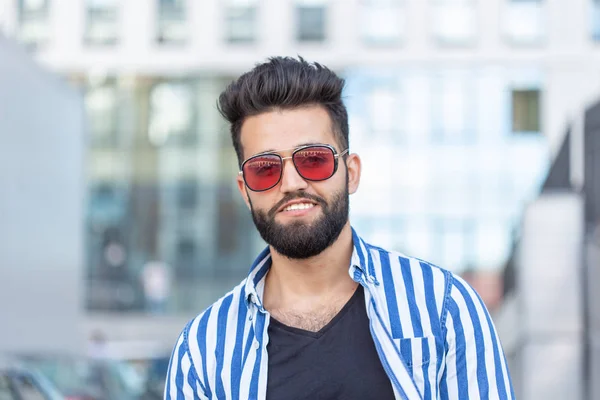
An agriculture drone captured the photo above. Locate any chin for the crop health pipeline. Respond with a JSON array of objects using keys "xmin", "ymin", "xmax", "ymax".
[{"xmin": 276, "ymin": 213, "xmax": 320, "ymax": 225}]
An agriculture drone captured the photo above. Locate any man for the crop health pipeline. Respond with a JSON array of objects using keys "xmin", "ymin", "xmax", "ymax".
[{"xmin": 165, "ymin": 57, "xmax": 514, "ymax": 400}]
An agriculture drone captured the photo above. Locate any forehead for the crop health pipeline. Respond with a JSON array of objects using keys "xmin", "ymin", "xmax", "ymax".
[{"xmin": 239, "ymin": 105, "xmax": 338, "ymax": 157}]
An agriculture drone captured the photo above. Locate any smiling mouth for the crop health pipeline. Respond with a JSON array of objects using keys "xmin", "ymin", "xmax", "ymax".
[{"xmin": 281, "ymin": 202, "xmax": 316, "ymax": 212}]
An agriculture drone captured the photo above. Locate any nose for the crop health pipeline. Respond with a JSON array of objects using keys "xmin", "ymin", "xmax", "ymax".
[{"xmin": 279, "ymin": 157, "xmax": 308, "ymax": 193}]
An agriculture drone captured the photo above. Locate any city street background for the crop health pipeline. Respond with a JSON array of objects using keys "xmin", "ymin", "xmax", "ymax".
[{"xmin": 0, "ymin": 0, "xmax": 599, "ymax": 399}]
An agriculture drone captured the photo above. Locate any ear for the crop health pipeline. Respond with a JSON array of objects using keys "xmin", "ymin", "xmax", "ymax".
[
  {"xmin": 345, "ymin": 153, "xmax": 361, "ymax": 195},
  {"xmin": 237, "ymin": 174, "xmax": 252, "ymax": 210}
]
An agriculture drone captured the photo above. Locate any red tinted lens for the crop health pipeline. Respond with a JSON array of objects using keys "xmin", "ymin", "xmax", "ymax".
[
  {"xmin": 243, "ymin": 155, "xmax": 282, "ymax": 191},
  {"xmin": 293, "ymin": 146, "xmax": 335, "ymax": 181}
]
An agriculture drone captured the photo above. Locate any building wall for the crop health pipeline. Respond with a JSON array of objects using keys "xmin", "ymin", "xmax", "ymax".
[
  {"xmin": 0, "ymin": 36, "xmax": 85, "ymax": 354},
  {"xmin": 587, "ymin": 233, "xmax": 600, "ymax": 400},
  {"xmin": 3, "ymin": 0, "xmax": 600, "ymax": 148},
  {"xmin": 345, "ymin": 65, "xmax": 550, "ymax": 272},
  {"xmin": 2, "ymin": 0, "xmax": 600, "ymax": 361},
  {"xmin": 497, "ymin": 192, "xmax": 585, "ymax": 399}
]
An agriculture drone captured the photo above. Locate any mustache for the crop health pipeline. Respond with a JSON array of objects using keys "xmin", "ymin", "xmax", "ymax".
[{"xmin": 268, "ymin": 192, "xmax": 327, "ymax": 218}]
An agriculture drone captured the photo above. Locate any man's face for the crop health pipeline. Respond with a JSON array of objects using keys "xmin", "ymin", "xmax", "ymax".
[{"xmin": 236, "ymin": 105, "xmax": 361, "ymax": 259}]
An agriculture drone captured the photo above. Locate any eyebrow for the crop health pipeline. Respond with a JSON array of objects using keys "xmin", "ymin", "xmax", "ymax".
[{"xmin": 256, "ymin": 142, "xmax": 324, "ymax": 155}]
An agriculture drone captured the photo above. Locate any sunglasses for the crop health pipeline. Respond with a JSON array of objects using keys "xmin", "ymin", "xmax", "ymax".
[{"xmin": 239, "ymin": 144, "xmax": 349, "ymax": 192}]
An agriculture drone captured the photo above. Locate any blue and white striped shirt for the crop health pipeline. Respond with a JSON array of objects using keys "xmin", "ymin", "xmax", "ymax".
[{"xmin": 165, "ymin": 229, "xmax": 514, "ymax": 400}]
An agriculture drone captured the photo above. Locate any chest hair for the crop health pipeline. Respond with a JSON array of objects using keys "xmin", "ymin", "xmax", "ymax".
[{"xmin": 270, "ymin": 302, "xmax": 347, "ymax": 332}]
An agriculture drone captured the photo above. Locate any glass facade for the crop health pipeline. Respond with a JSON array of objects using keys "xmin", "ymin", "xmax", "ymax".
[
  {"xmin": 432, "ymin": 0, "xmax": 477, "ymax": 46},
  {"xmin": 361, "ymin": 0, "xmax": 405, "ymax": 45},
  {"xmin": 17, "ymin": 0, "xmax": 50, "ymax": 48},
  {"xmin": 157, "ymin": 0, "xmax": 187, "ymax": 44},
  {"xmin": 296, "ymin": 0, "xmax": 327, "ymax": 43},
  {"xmin": 432, "ymin": 70, "xmax": 476, "ymax": 143},
  {"xmin": 78, "ymin": 75, "xmax": 263, "ymax": 313},
  {"xmin": 76, "ymin": 67, "xmax": 548, "ymax": 313},
  {"xmin": 365, "ymin": 81, "xmax": 403, "ymax": 142},
  {"xmin": 345, "ymin": 67, "xmax": 549, "ymax": 273},
  {"xmin": 225, "ymin": 0, "xmax": 258, "ymax": 43},
  {"xmin": 85, "ymin": 0, "xmax": 119, "ymax": 45},
  {"xmin": 592, "ymin": 0, "xmax": 600, "ymax": 41},
  {"xmin": 5, "ymin": 1, "xmax": 563, "ymax": 316},
  {"xmin": 512, "ymin": 89, "xmax": 541, "ymax": 133},
  {"xmin": 504, "ymin": 0, "xmax": 545, "ymax": 45}
]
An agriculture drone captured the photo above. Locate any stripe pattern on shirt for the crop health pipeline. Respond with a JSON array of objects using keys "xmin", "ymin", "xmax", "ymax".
[{"xmin": 165, "ymin": 229, "xmax": 514, "ymax": 400}]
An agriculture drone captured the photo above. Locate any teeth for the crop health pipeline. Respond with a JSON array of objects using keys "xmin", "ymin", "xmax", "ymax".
[{"xmin": 283, "ymin": 203, "xmax": 315, "ymax": 212}]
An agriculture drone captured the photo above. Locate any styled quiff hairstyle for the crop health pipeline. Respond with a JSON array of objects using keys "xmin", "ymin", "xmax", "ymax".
[{"xmin": 217, "ymin": 56, "xmax": 349, "ymax": 166}]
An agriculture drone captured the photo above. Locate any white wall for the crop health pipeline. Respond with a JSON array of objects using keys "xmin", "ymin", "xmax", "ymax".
[
  {"xmin": 0, "ymin": 36, "xmax": 85, "ymax": 354},
  {"xmin": 498, "ymin": 192, "xmax": 585, "ymax": 399},
  {"xmin": 586, "ymin": 233, "xmax": 600, "ymax": 400}
]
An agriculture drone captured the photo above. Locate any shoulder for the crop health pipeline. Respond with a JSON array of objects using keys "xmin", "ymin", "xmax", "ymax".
[
  {"xmin": 366, "ymin": 242, "xmax": 453, "ymax": 296},
  {"xmin": 365, "ymin": 243, "xmax": 475, "ymax": 331},
  {"xmin": 180, "ymin": 278, "xmax": 249, "ymax": 359},
  {"xmin": 443, "ymin": 271, "xmax": 492, "ymax": 328},
  {"xmin": 167, "ymin": 279, "xmax": 251, "ymax": 395}
]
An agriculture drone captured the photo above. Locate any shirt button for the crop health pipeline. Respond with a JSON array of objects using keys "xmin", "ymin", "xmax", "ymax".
[{"xmin": 254, "ymin": 341, "xmax": 260, "ymax": 350}]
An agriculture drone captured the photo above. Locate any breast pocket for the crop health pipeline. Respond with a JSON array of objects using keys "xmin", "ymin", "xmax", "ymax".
[{"xmin": 397, "ymin": 336, "xmax": 439, "ymax": 399}]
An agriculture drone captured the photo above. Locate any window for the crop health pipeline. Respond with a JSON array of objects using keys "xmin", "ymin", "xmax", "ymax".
[
  {"xmin": 157, "ymin": 0, "xmax": 187, "ymax": 44},
  {"xmin": 432, "ymin": 0, "xmax": 476, "ymax": 46},
  {"xmin": 404, "ymin": 75, "xmax": 432, "ymax": 144},
  {"xmin": 439, "ymin": 220, "xmax": 472, "ymax": 272},
  {"xmin": 225, "ymin": 0, "xmax": 258, "ymax": 43},
  {"xmin": 85, "ymin": 79, "xmax": 118, "ymax": 147},
  {"xmin": 177, "ymin": 181, "xmax": 198, "ymax": 210},
  {"xmin": 175, "ymin": 237, "xmax": 197, "ymax": 279},
  {"xmin": 366, "ymin": 86, "xmax": 402, "ymax": 141},
  {"xmin": 592, "ymin": 0, "xmax": 600, "ymax": 41},
  {"xmin": 405, "ymin": 219, "xmax": 434, "ymax": 259},
  {"xmin": 85, "ymin": 0, "xmax": 119, "ymax": 45},
  {"xmin": 296, "ymin": 0, "xmax": 327, "ymax": 43},
  {"xmin": 504, "ymin": 0, "xmax": 545, "ymax": 45},
  {"xmin": 361, "ymin": 0, "xmax": 405, "ymax": 45},
  {"xmin": 148, "ymin": 81, "xmax": 194, "ymax": 146},
  {"xmin": 512, "ymin": 89, "xmax": 541, "ymax": 133},
  {"xmin": 81, "ymin": 76, "xmax": 263, "ymax": 314},
  {"xmin": 432, "ymin": 73, "xmax": 475, "ymax": 142},
  {"xmin": 217, "ymin": 195, "xmax": 239, "ymax": 254},
  {"xmin": 17, "ymin": 0, "xmax": 50, "ymax": 48},
  {"xmin": 474, "ymin": 221, "xmax": 511, "ymax": 269},
  {"xmin": 434, "ymin": 149, "xmax": 473, "ymax": 216}
]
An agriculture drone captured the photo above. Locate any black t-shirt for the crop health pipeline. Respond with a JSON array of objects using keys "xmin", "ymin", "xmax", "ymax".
[{"xmin": 266, "ymin": 285, "xmax": 396, "ymax": 400}]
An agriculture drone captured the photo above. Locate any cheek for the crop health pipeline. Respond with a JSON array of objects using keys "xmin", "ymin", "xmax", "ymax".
[
  {"xmin": 316, "ymin": 170, "xmax": 347, "ymax": 193},
  {"xmin": 248, "ymin": 192, "xmax": 277, "ymax": 212}
]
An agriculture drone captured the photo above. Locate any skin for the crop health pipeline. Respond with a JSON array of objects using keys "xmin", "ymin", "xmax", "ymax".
[{"xmin": 236, "ymin": 105, "xmax": 363, "ymax": 331}]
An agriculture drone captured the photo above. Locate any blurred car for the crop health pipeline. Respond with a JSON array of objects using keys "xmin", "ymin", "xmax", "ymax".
[
  {"xmin": 0, "ymin": 358, "xmax": 64, "ymax": 400},
  {"xmin": 20, "ymin": 355, "xmax": 145, "ymax": 400}
]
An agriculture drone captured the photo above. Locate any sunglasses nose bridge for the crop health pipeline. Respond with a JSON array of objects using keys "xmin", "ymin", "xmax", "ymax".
[
  {"xmin": 279, "ymin": 154, "xmax": 308, "ymax": 192},
  {"xmin": 280, "ymin": 155, "xmax": 296, "ymax": 172}
]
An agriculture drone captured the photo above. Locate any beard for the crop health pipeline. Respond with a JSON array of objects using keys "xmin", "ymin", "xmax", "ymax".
[{"xmin": 249, "ymin": 183, "xmax": 349, "ymax": 259}]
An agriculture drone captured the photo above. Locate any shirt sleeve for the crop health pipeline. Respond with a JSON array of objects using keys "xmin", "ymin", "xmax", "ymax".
[
  {"xmin": 440, "ymin": 275, "xmax": 515, "ymax": 400},
  {"xmin": 164, "ymin": 328, "xmax": 208, "ymax": 400}
]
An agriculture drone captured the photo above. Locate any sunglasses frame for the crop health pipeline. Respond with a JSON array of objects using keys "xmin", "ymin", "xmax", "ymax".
[{"xmin": 239, "ymin": 144, "xmax": 349, "ymax": 192}]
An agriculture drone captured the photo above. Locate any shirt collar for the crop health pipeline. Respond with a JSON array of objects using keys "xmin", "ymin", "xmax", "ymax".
[{"xmin": 244, "ymin": 227, "xmax": 379, "ymax": 309}]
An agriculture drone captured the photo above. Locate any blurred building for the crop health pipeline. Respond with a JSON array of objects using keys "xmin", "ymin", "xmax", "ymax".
[
  {"xmin": 1, "ymin": 0, "xmax": 600, "ymax": 361},
  {"xmin": 585, "ymin": 105, "xmax": 600, "ymax": 400},
  {"xmin": 494, "ymin": 99, "xmax": 599, "ymax": 399},
  {"xmin": 0, "ymin": 35, "xmax": 84, "ymax": 354}
]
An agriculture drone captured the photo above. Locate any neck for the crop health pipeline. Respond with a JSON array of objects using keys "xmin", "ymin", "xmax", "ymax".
[{"xmin": 263, "ymin": 223, "xmax": 357, "ymax": 310}]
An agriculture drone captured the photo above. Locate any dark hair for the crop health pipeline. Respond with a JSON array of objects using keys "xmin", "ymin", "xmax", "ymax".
[{"xmin": 217, "ymin": 56, "xmax": 349, "ymax": 165}]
